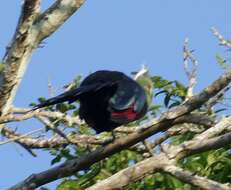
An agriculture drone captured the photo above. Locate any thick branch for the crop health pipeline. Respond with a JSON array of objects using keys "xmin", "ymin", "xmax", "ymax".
[
  {"xmin": 183, "ymin": 131, "xmax": 231, "ymax": 157},
  {"xmin": 35, "ymin": 0, "xmax": 85, "ymax": 42},
  {"xmin": 87, "ymin": 119, "xmax": 231, "ymax": 190},
  {"xmin": 87, "ymin": 154, "xmax": 230, "ymax": 190},
  {"xmin": 163, "ymin": 164, "xmax": 231, "ymax": 190},
  {"xmin": 0, "ymin": 0, "xmax": 40, "ymax": 114},
  {"xmin": 173, "ymin": 116, "xmax": 231, "ymax": 159},
  {"xmin": 86, "ymin": 154, "xmax": 166, "ymax": 190}
]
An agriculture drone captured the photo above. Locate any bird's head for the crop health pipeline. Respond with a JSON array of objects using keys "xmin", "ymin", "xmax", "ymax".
[{"xmin": 132, "ymin": 65, "xmax": 153, "ymax": 106}]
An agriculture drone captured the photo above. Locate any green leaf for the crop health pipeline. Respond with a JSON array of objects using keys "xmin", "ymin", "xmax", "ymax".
[
  {"xmin": 51, "ymin": 155, "xmax": 62, "ymax": 165},
  {"xmin": 215, "ymin": 53, "xmax": 230, "ymax": 70},
  {"xmin": 57, "ymin": 179, "xmax": 82, "ymax": 190},
  {"xmin": 168, "ymin": 101, "xmax": 181, "ymax": 108},
  {"xmin": 164, "ymin": 93, "xmax": 172, "ymax": 107},
  {"xmin": 215, "ymin": 108, "xmax": 228, "ymax": 113},
  {"xmin": 155, "ymin": 90, "xmax": 167, "ymax": 97},
  {"xmin": 56, "ymin": 103, "xmax": 69, "ymax": 113},
  {"xmin": 0, "ymin": 63, "xmax": 5, "ymax": 73},
  {"xmin": 216, "ymin": 54, "xmax": 226, "ymax": 65},
  {"xmin": 29, "ymin": 102, "xmax": 37, "ymax": 107},
  {"xmin": 38, "ymin": 97, "xmax": 47, "ymax": 103},
  {"xmin": 39, "ymin": 187, "xmax": 49, "ymax": 190}
]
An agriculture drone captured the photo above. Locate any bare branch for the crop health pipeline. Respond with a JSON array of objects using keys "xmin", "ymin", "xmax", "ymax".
[
  {"xmin": 0, "ymin": 107, "xmax": 83, "ymax": 126},
  {"xmin": 168, "ymin": 116, "xmax": 231, "ymax": 160},
  {"xmin": 0, "ymin": 128, "xmax": 44, "ymax": 146},
  {"xmin": 163, "ymin": 164, "xmax": 231, "ymax": 190},
  {"xmin": 194, "ymin": 116, "xmax": 231, "ymax": 140},
  {"xmin": 36, "ymin": 116, "xmax": 71, "ymax": 142},
  {"xmin": 0, "ymin": 0, "xmax": 41, "ymax": 153},
  {"xmin": 87, "ymin": 153, "xmax": 231, "ymax": 190},
  {"xmin": 205, "ymin": 85, "xmax": 230, "ymax": 111},
  {"xmin": 34, "ymin": 0, "xmax": 85, "ymax": 42},
  {"xmin": 1, "ymin": 126, "xmax": 104, "ymax": 148},
  {"xmin": 186, "ymin": 131, "xmax": 231, "ymax": 156},
  {"xmin": 131, "ymin": 121, "xmax": 209, "ymax": 156},
  {"xmin": 86, "ymin": 154, "xmax": 166, "ymax": 190},
  {"xmin": 0, "ymin": 0, "xmax": 40, "ymax": 114},
  {"xmin": 183, "ymin": 38, "xmax": 198, "ymax": 100},
  {"xmin": 211, "ymin": 27, "xmax": 231, "ymax": 48}
]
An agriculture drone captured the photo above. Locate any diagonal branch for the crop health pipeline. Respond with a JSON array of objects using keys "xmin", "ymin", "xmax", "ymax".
[
  {"xmin": 35, "ymin": 0, "xmax": 85, "ymax": 42},
  {"xmin": 86, "ymin": 118, "xmax": 231, "ymax": 190},
  {"xmin": 87, "ymin": 153, "xmax": 231, "ymax": 190},
  {"xmin": 0, "ymin": 0, "xmax": 40, "ymax": 115},
  {"xmin": 172, "ymin": 116, "xmax": 231, "ymax": 159},
  {"xmin": 162, "ymin": 164, "xmax": 231, "ymax": 190},
  {"xmin": 211, "ymin": 27, "xmax": 231, "ymax": 48},
  {"xmin": 86, "ymin": 154, "xmax": 167, "ymax": 190}
]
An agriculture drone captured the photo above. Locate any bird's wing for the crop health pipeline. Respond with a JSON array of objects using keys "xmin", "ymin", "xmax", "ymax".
[{"xmin": 32, "ymin": 81, "xmax": 117, "ymax": 110}]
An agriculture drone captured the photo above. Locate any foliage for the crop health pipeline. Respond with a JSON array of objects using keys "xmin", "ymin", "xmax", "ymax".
[
  {"xmin": 215, "ymin": 53, "xmax": 230, "ymax": 70},
  {"xmin": 0, "ymin": 62, "xmax": 5, "ymax": 73}
]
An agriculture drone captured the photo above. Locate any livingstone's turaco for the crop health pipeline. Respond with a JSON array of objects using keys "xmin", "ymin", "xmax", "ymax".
[{"xmin": 32, "ymin": 66, "xmax": 153, "ymax": 133}]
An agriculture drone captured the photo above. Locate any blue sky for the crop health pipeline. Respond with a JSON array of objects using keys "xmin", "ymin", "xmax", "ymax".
[{"xmin": 0, "ymin": 1, "xmax": 231, "ymax": 189}]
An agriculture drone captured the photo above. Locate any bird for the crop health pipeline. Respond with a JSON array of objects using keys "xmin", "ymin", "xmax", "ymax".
[{"xmin": 32, "ymin": 66, "xmax": 153, "ymax": 133}]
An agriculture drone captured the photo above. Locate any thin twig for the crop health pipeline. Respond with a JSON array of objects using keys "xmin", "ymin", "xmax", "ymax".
[
  {"xmin": 0, "ymin": 128, "xmax": 44, "ymax": 145},
  {"xmin": 183, "ymin": 38, "xmax": 198, "ymax": 100},
  {"xmin": 211, "ymin": 27, "xmax": 231, "ymax": 48}
]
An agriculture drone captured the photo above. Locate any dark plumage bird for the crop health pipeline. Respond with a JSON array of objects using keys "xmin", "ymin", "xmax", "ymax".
[{"xmin": 33, "ymin": 67, "xmax": 153, "ymax": 133}]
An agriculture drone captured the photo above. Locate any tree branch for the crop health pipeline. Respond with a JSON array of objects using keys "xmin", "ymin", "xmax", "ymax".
[
  {"xmin": 173, "ymin": 116, "xmax": 231, "ymax": 159},
  {"xmin": 86, "ymin": 117, "xmax": 231, "ymax": 190},
  {"xmin": 1, "ymin": 126, "xmax": 104, "ymax": 148},
  {"xmin": 183, "ymin": 38, "xmax": 198, "ymax": 100},
  {"xmin": 211, "ymin": 27, "xmax": 231, "ymax": 48},
  {"xmin": 35, "ymin": 0, "xmax": 85, "ymax": 42},
  {"xmin": 0, "ymin": 0, "xmax": 40, "ymax": 115},
  {"xmin": 87, "ymin": 153, "xmax": 231, "ymax": 190},
  {"xmin": 0, "ymin": 108, "xmax": 83, "ymax": 126},
  {"xmin": 163, "ymin": 164, "xmax": 231, "ymax": 190}
]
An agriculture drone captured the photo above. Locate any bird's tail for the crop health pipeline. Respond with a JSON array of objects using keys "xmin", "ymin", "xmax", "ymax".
[
  {"xmin": 31, "ymin": 81, "xmax": 117, "ymax": 111},
  {"xmin": 30, "ymin": 81, "xmax": 117, "ymax": 111},
  {"xmin": 32, "ymin": 87, "xmax": 82, "ymax": 111}
]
